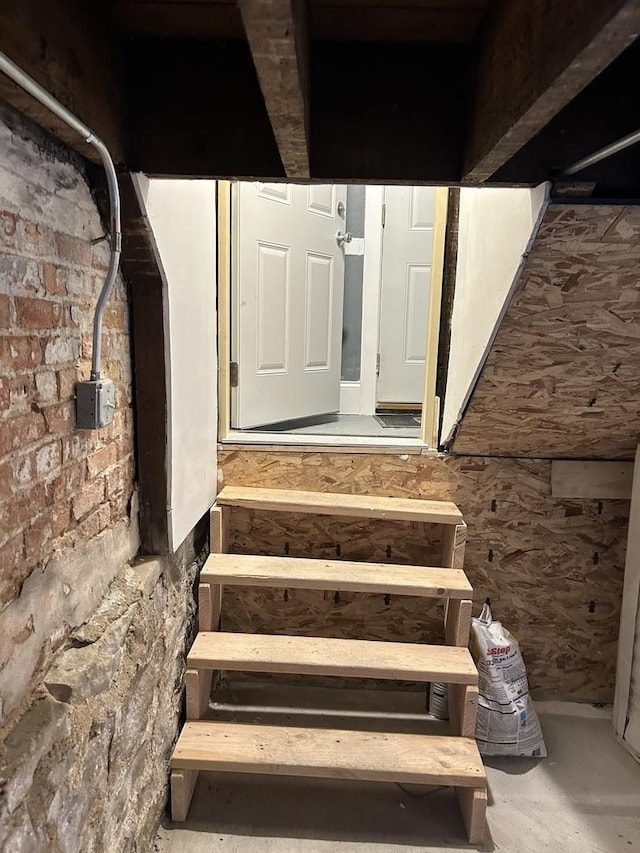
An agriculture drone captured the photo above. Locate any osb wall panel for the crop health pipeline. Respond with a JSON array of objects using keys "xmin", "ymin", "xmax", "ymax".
[
  {"xmin": 453, "ymin": 203, "xmax": 640, "ymax": 459},
  {"xmin": 217, "ymin": 449, "xmax": 629, "ymax": 702}
]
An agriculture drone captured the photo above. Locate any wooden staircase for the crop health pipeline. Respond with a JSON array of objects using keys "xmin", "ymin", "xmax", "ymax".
[{"xmin": 170, "ymin": 486, "xmax": 487, "ymax": 844}]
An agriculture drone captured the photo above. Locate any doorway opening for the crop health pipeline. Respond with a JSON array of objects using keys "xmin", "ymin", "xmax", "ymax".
[{"xmin": 218, "ymin": 181, "xmax": 447, "ymax": 448}]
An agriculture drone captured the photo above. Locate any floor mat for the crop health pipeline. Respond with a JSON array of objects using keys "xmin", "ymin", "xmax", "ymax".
[{"xmin": 374, "ymin": 412, "xmax": 421, "ymax": 428}]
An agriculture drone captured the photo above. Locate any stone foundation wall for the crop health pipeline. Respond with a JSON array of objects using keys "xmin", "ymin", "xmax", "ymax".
[{"xmin": 0, "ymin": 535, "xmax": 204, "ymax": 853}]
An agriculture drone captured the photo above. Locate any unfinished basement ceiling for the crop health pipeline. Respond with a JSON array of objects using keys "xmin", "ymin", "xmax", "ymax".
[
  {"xmin": 451, "ymin": 202, "xmax": 640, "ymax": 460},
  {"xmin": 112, "ymin": 0, "xmax": 492, "ymax": 42},
  {"xmin": 1, "ymin": 0, "xmax": 639, "ymax": 191}
]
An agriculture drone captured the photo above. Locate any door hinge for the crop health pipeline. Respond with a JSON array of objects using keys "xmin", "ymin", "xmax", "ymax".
[
  {"xmin": 381, "ymin": 203, "xmax": 386, "ymax": 228},
  {"xmin": 229, "ymin": 362, "xmax": 239, "ymax": 388},
  {"xmin": 376, "ymin": 353, "xmax": 381, "ymax": 376}
]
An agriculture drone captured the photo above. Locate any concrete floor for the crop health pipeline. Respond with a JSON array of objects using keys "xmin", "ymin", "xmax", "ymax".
[{"xmin": 155, "ymin": 693, "xmax": 640, "ymax": 853}]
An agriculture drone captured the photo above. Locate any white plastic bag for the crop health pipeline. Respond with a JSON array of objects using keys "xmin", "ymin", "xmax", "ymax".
[{"xmin": 470, "ymin": 602, "xmax": 547, "ymax": 758}]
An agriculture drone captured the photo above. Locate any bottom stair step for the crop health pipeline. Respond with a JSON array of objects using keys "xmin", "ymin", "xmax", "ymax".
[{"xmin": 170, "ymin": 721, "xmax": 487, "ymax": 841}]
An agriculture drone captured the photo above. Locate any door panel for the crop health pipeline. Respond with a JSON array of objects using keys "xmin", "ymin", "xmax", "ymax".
[
  {"xmin": 305, "ymin": 253, "xmax": 334, "ymax": 369},
  {"xmin": 377, "ymin": 186, "xmax": 435, "ymax": 405},
  {"xmin": 404, "ymin": 264, "xmax": 430, "ymax": 363},
  {"xmin": 256, "ymin": 243, "xmax": 289, "ymax": 372},
  {"xmin": 308, "ymin": 185, "xmax": 335, "ymax": 216},
  {"xmin": 232, "ymin": 182, "xmax": 346, "ymax": 429}
]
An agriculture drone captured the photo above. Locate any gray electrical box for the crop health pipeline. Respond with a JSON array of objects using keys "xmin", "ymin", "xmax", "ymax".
[{"xmin": 76, "ymin": 378, "xmax": 116, "ymax": 430}]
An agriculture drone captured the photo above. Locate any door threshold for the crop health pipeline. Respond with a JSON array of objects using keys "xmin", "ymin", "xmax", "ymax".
[{"xmin": 222, "ymin": 430, "xmax": 431, "ymax": 452}]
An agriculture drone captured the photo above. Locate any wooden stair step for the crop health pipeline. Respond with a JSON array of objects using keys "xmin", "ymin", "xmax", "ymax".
[
  {"xmin": 187, "ymin": 632, "xmax": 478, "ymax": 684},
  {"xmin": 171, "ymin": 721, "xmax": 486, "ymax": 789},
  {"xmin": 216, "ymin": 485, "xmax": 463, "ymax": 525},
  {"xmin": 171, "ymin": 723, "xmax": 487, "ymax": 840},
  {"xmin": 201, "ymin": 553, "xmax": 472, "ymax": 599}
]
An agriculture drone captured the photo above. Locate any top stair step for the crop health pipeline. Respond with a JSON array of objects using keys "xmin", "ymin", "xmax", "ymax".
[{"xmin": 216, "ymin": 486, "xmax": 463, "ymax": 525}]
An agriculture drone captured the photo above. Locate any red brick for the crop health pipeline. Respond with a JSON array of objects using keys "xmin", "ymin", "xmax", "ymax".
[
  {"xmin": 41, "ymin": 262, "xmax": 68, "ymax": 296},
  {"xmin": 0, "ymin": 378, "xmax": 9, "ymax": 412},
  {"xmin": 22, "ymin": 221, "xmax": 55, "ymax": 257},
  {"xmin": 0, "ymin": 531, "xmax": 25, "ymax": 609},
  {"xmin": 57, "ymin": 368, "xmax": 79, "ymax": 400},
  {"xmin": 110, "ymin": 486, "xmax": 133, "ymax": 522},
  {"xmin": 0, "ymin": 460, "xmax": 12, "ymax": 495},
  {"xmin": 75, "ymin": 502, "xmax": 111, "ymax": 542},
  {"xmin": 0, "ymin": 335, "xmax": 42, "ymax": 370},
  {"xmin": 11, "ymin": 452, "xmax": 33, "ymax": 487},
  {"xmin": 105, "ymin": 459, "xmax": 132, "ymax": 498},
  {"xmin": 91, "ymin": 244, "xmax": 110, "ymax": 271},
  {"xmin": 0, "ymin": 294, "xmax": 10, "ymax": 329},
  {"xmin": 103, "ymin": 303, "xmax": 127, "ymax": 329},
  {"xmin": 0, "ymin": 210, "xmax": 18, "ymax": 241},
  {"xmin": 35, "ymin": 440, "xmax": 62, "ymax": 476},
  {"xmin": 0, "ymin": 375, "xmax": 38, "ymax": 416},
  {"xmin": 61, "ymin": 434, "xmax": 85, "ymax": 464},
  {"xmin": 46, "ymin": 460, "xmax": 85, "ymax": 503},
  {"xmin": 15, "ymin": 296, "xmax": 63, "ymax": 330},
  {"xmin": 54, "ymin": 233, "xmax": 92, "ymax": 266},
  {"xmin": 43, "ymin": 401, "xmax": 75, "ymax": 435},
  {"xmin": 0, "ymin": 483, "xmax": 48, "ymax": 536},
  {"xmin": 72, "ymin": 477, "xmax": 105, "ymax": 520},
  {"xmin": 87, "ymin": 442, "xmax": 118, "ymax": 478},
  {"xmin": 35, "ymin": 371, "xmax": 58, "ymax": 403},
  {"xmin": 24, "ymin": 504, "xmax": 69, "ymax": 562},
  {"xmin": 0, "ymin": 411, "xmax": 46, "ymax": 458}
]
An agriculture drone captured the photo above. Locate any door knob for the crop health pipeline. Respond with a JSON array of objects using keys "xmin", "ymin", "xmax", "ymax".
[{"xmin": 336, "ymin": 230, "xmax": 352, "ymax": 247}]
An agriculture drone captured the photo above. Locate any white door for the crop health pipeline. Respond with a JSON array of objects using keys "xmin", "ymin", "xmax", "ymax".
[
  {"xmin": 377, "ymin": 186, "xmax": 436, "ymax": 406},
  {"xmin": 232, "ymin": 182, "xmax": 346, "ymax": 429}
]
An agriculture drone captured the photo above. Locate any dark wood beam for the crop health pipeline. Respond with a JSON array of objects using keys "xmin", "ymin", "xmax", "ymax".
[
  {"xmin": 465, "ymin": 0, "xmax": 640, "ymax": 182},
  {"xmin": 120, "ymin": 174, "xmax": 170, "ymax": 555},
  {"xmin": 0, "ymin": 0, "xmax": 127, "ymax": 164},
  {"xmin": 239, "ymin": 0, "xmax": 310, "ymax": 179},
  {"xmin": 492, "ymin": 40, "xmax": 640, "ymax": 198}
]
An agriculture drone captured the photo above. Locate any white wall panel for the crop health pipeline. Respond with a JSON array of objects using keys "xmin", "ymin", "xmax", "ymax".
[
  {"xmin": 140, "ymin": 177, "xmax": 217, "ymax": 552},
  {"xmin": 441, "ymin": 184, "xmax": 548, "ymax": 443}
]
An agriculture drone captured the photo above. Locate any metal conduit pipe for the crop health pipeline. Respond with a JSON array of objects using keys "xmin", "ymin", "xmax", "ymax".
[
  {"xmin": 563, "ymin": 127, "xmax": 640, "ymax": 177},
  {"xmin": 0, "ymin": 50, "xmax": 122, "ymax": 383}
]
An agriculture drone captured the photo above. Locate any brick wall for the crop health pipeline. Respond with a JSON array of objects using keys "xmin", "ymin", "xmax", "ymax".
[
  {"xmin": 0, "ymin": 103, "xmax": 137, "ymax": 723},
  {"xmin": 0, "ymin": 101, "xmax": 203, "ymax": 852},
  {"xmin": 0, "ymin": 186, "xmax": 134, "ymax": 615}
]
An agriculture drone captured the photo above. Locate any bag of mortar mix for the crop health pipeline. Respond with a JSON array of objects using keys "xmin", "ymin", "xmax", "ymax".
[{"xmin": 470, "ymin": 602, "xmax": 547, "ymax": 758}]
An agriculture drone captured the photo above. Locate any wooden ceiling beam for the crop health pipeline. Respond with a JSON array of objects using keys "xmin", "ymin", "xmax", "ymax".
[
  {"xmin": 0, "ymin": 0, "xmax": 127, "ymax": 165},
  {"xmin": 239, "ymin": 0, "xmax": 310, "ymax": 179},
  {"xmin": 464, "ymin": 0, "xmax": 640, "ymax": 182}
]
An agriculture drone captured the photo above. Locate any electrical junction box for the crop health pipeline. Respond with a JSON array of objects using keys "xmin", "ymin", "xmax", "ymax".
[{"xmin": 76, "ymin": 378, "xmax": 116, "ymax": 429}]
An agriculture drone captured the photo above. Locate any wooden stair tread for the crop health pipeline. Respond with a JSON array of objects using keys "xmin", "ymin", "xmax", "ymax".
[
  {"xmin": 201, "ymin": 553, "xmax": 472, "ymax": 598},
  {"xmin": 171, "ymin": 721, "xmax": 486, "ymax": 788},
  {"xmin": 216, "ymin": 486, "xmax": 463, "ymax": 525},
  {"xmin": 188, "ymin": 632, "xmax": 478, "ymax": 684}
]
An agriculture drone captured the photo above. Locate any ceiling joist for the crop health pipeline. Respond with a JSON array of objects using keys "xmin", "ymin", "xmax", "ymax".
[
  {"xmin": 239, "ymin": 0, "xmax": 310, "ymax": 179},
  {"xmin": 464, "ymin": 0, "xmax": 640, "ymax": 182}
]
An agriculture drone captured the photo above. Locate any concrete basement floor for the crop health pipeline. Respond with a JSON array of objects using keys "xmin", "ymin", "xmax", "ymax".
[{"xmin": 155, "ymin": 688, "xmax": 640, "ymax": 853}]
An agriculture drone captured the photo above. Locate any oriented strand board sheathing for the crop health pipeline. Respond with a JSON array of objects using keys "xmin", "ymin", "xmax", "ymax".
[
  {"xmin": 453, "ymin": 204, "xmax": 640, "ymax": 458},
  {"xmin": 218, "ymin": 450, "xmax": 629, "ymax": 702}
]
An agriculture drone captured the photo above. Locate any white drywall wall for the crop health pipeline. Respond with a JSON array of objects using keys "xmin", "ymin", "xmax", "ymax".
[
  {"xmin": 140, "ymin": 178, "xmax": 218, "ymax": 551},
  {"xmin": 441, "ymin": 184, "xmax": 548, "ymax": 444}
]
